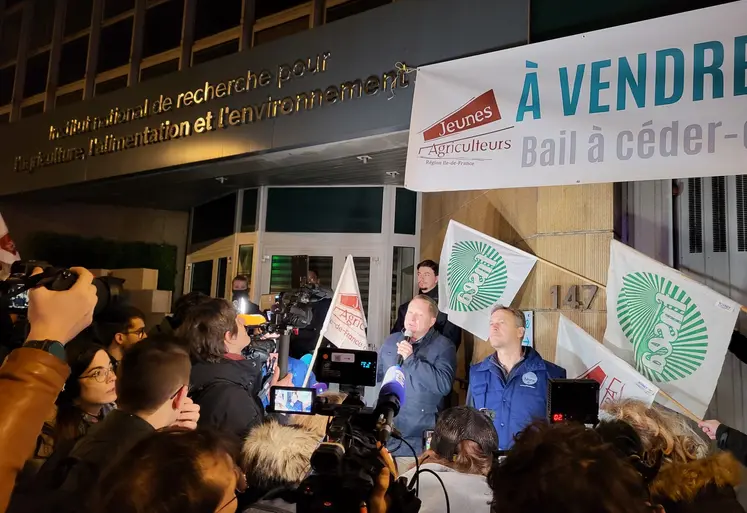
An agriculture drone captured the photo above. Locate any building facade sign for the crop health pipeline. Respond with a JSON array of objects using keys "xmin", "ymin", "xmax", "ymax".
[
  {"xmin": 405, "ymin": 2, "xmax": 747, "ymax": 192},
  {"xmin": 14, "ymin": 53, "xmax": 408, "ymax": 174}
]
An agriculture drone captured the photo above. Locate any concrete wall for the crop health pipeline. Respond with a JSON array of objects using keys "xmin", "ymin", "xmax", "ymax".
[{"xmin": 0, "ymin": 202, "xmax": 188, "ymax": 299}]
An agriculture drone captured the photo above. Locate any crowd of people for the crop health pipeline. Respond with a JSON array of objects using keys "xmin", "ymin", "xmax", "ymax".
[{"xmin": 0, "ymin": 263, "xmax": 747, "ymax": 513}]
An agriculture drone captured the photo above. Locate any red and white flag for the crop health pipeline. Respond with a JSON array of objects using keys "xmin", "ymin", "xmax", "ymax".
[
  {"xmin": 555, "ymin": 315, "xmax": 658, "ymax": 407},
  {"xmin": 321, "ymin": 255, "xmax": 368, "ymax": 351},
  {"xmin": 303, "ymin": 255, "xmax": 368, "ymax": 386},
  {"xmin": 0, "ymin": 213, "xmax": 20, "ymax": 265}
]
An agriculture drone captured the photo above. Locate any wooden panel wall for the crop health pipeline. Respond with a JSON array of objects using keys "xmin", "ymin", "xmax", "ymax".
[{"xmin": 420, "ymin": 183, "xmax": 614, "ymax": 380}]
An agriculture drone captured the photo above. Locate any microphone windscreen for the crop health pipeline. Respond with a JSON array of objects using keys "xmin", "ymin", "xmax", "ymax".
[
  {"xmin": 380, "ymin": 366, "xmax": 406, "ymax": 406},
  {"xmin": 403, "ymin": 329, "xmax": 413, "ymax": 339}
]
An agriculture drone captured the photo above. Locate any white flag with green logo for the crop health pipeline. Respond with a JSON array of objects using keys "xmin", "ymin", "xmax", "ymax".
[
  {"xmin": 603, "ymin": 240, "xmax": 739, "ymax": 418},
  {"xmin": 438, "ymin": 220, "xmax": 537, "ymax": 341}
]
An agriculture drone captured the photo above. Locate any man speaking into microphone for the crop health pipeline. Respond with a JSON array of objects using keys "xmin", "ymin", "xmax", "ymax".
[{"xmin": 377, "ymin": 294, "xmax": 456, "ymax": 460}]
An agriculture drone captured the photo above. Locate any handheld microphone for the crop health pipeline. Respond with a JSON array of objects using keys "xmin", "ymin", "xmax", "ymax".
[
  {"xmin": 397, "ymin": 329, "xmax": 413, "ymax": 366},
  {"xmin": 376, "ymin": 365, "xmax": 406, "ymax": 443}
]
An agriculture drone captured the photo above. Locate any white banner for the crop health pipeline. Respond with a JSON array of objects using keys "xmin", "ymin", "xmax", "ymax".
[
  {"xmin": 604, "ymin": 240, "xmax": 739, "ymax": 418},
  {"xmin": 438, "ymin": 220, "xmax": 537, "ymax": 340},
  {"xmin": 0, "ymin": 213, "xmax": 20, "ymax": 266},
  {"xmin": 556, "ymin": 315, "xmax": 658, "ymax": 407},
  {"xmin": 405, "ymin": 2, "xmax": 747, "ymax": 192},
  {"xmin": 320, "ymin": 254, "xmax": 368, "ymax": 351}
]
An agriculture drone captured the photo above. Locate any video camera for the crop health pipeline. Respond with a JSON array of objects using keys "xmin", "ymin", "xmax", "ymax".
[
  {"xmin": 267, "ymin": 347, "xmax": 419, "ymax": 513},
  {"xmin": 0, "ymin": 260, "xmax": 124, "ymax": 317}
]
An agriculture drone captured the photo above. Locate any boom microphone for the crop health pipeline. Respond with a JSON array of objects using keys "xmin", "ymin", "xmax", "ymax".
[
  {"xmin": 375, "ymin": 364, "xmax": 406, "ymax": 443},
  {"xmin": 397, "ymin": 329, "xmax": 413, "ymax": 366}
]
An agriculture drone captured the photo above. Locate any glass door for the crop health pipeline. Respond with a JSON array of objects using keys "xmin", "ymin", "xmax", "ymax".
[{"xmin": 259, "ymin": 246, "xmax": 385, "ymax": 351}]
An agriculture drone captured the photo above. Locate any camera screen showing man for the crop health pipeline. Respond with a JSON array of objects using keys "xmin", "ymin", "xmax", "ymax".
[{"xmin": 271, "ymin": 387, "xmax": 314, "ymax": 414}]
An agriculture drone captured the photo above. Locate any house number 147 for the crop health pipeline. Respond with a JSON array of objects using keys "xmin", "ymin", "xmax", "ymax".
[{"xmin": 549, "ymin": 285, "xmax": 598, "ymax": 310}]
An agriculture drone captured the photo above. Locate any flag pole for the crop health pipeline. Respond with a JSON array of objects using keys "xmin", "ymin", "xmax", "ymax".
[
  {"xmin": 656, "ymin": 390, "xmax": 702, "ymax": 422},
  {"xmin": 534, "ymin": 254, "xmax": 747, "ymax": 314}
]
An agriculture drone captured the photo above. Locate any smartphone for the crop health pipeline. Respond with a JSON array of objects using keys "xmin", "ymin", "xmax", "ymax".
[
  {"xmin": 270, "ymin": 386, "xmax": 316, "ymax": 415},
  {"xmin": 422, "ymin": 429, "xmax": 434, "ymax": 451}
]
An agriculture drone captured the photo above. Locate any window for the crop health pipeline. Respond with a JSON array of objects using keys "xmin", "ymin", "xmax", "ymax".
[
  {"xmin": 238, "ymin": 245, "xmax": 254, "ymax": 277},
  {"xmin": 191, "ymin": 194, "xmax": 237, "ymax": 246},
  {"xmin": 0, "ymin": 113, "xmax": 10, "ymax": 124},
  {"xmin": 143, "ymin": 0, "xmax": 184, "ymax": 57},
  {"xmin": 326, "ymin": 0, "xmax": 391, "ymax": 23},
  {"xmin": 394, "ymin": 188, "xmax": 417, "ymax": 235},
  {"xmin": 98, "ymin": 17, "xmax": 133, "ymax": 72},
  {"xmin": 190, "ymin": 260, "xmax": 214, "ymax": 296},
  {"xmin": 0, "ymin": 11, "xmax": 22, "ymax": 63},
  {"xmin": 20, "ymin": 101, "xmax": 45, "ymax": 118},
  {"xmin": 58, "ymin": 35, "xmax": 89, "ymax": 86},
  {"xmin": 140, "ymin": 58, "xmax": 179, "ymax": 81},
  {"xmin": 241, "ymin": 189, "xmax": 259, "ymax": 232},
  {"xmin": 104, "ymin": 0, "xmax": 135, "ymax": 19},
  {"xmin": 64, "ymin": 0, "xmax": 93, "ymax": 36},
  {"xmin": 353, "ymin": 256, "xmax": 371, "ymax": 316},
  {"xmin": 391, "ymin": 247, "xmax": 414, "ymax": 326},
  {"xmin": 56, "ymin": 88, "xmax": 84, "ymax": 107},
  {"xmin": 270, "ymin": 255, "xmax": 333, "ymax": 293},
  {"xmin": 30, "ymin": 0, "xmax": 57, "ymax": 50},
  {"xmin": 194, "ymin": 0, "xmax": 241, "ymax": 40},
  {"xmin": 192, "ymin": 39, "xmax": 238, "ymax": 66},
  {"xmin": 266, "ymin": 187, "xmax": 383, "ymax": 233},
  {"xmin": 24, "ymin": 51, "xmax": 50, "ymax": 98},
  {"xmin": 0, "ymin": 66, "xmax": 16, "ymax": 105},
  {"xmin": 95, "ymin": 74, "xmax": 128, "ymax": 96},
  {"xmin": 256, "ymin": 0, "xmax": 308, "ymax": 18},
  {"xmin": 216, "ymin": 257, "xmax": 228, "ymax": 299},
  {"xmin": 254, "ymin": 16, "xmax": 309, "ymax": 46}
]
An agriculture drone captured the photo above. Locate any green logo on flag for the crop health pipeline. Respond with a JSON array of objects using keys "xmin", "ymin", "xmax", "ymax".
[
  {"xmin": 617, "ymin": 272, "xmax": 708, "ymax": 383},
  {"xmin": 447, "ymin": 241, "xmax": 507, "ymax": 312}
]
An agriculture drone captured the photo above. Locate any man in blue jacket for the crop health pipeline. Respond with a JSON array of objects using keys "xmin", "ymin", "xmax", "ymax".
[
  {"xmin": 468, "ymin": 305, "xmax": 566, "ymax": 451},
  {"xmin": 378, "ymin": 294, "xmax": 456, "ymax": 457}
]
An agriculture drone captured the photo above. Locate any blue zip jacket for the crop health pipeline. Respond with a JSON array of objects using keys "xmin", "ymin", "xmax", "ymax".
[
  {"xmin": 260, "ymin": 357, "xmax": 317, "ymax": 408},
  {"xmin": 377, "ymin": 328, "xmax": 456, "ymax": 457},
  {"xmin": 468, "ymin": 348, "xmax": 566, "ymax": 451}
]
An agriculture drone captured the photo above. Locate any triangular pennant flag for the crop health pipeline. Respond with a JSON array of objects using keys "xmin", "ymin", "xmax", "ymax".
[
  {"xmin": 320, "ymin": 255, "xmax": 368, "ymax": 351},
  {"xmin": 0, "ymin": 213, "xmax": 20, "ymax": 266},
  {"xmin": 556, "ymin": 315, "xmax": 659, "ymax": 407},
  {"xmin": 603, "ymin": 240, "xmax": 739, "ymax": 418},
  {"xmin": 438, "ymin": 220, "xmax": 537, "ymax": 340}
]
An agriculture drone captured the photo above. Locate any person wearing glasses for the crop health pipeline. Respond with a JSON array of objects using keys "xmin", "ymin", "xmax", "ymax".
[
  {"xmin": 35, "ymin": 335, "xmax": 200, "ymax": 512},
  {"xmin": 96, "ymin": 305, "xmax": 148, "ymax": 364},
  {"xmin": 28, "ymin": 335, "xmax": 117, "ymax": 474}
]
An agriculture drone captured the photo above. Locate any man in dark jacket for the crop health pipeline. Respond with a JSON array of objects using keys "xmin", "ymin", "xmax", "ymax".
[
  {"xmin": 42, "ymin": 336, "xmax": 198, "ymax": 511},
  {"xmin": 391, "ymin": 259, "xmax": 462, "ymax": 349},
  {"xmin": 178, "ymin": 298, "xmax": 291, "ymax": 440},
  {"xmin": 468, "ymin": 305, "xmax": 566, "ymax": 451},
  {"xmin": 378, "ymin": 294, "xmax": 456, "ymax": 457}
]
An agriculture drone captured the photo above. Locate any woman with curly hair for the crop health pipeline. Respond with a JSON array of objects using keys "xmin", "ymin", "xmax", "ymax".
[{"xmin": 602, "ymin": 399, "xmax": 744, "ymax": 513}]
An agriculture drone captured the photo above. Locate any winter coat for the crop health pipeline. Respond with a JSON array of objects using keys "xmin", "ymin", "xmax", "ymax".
[
  {"xmin": 0, "ymin": 348, "xmax": 69, "ymax": 513},
  {"xmin": 190, "ymin": 356, "xmax": 265, "ymax": 440},
  {"xmin": 391, "ymin": 285, "xmax": 462, "ymax": 349},
  {"xmin": 468, "ymin": 348, "xmax": 566, "ymax": 451},
  {"xmin": 400, "ymin": 463, "xmax": 492, "ymax": 513},
  {"xmin": 377, "ymin": 328, "xmax": 456, "ymax": 456},
  {"xmin": 649, "ymin": 451, "xmax": 745, "ymax": 513}
]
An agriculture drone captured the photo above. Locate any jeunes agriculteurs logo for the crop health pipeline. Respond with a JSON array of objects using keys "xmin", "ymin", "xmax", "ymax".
[{"xmin": 617, "ymin": 272, "xmax": 708, "ymax": 383}]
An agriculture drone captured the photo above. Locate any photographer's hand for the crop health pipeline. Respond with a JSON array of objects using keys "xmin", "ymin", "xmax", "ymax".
[
  {"xmin": 26, "ymin": 267, "xmax": 97, "ymax": 345},
  {"xmin": 368, "ymin": 446, "xmax": 398, "ymax": 513}
]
